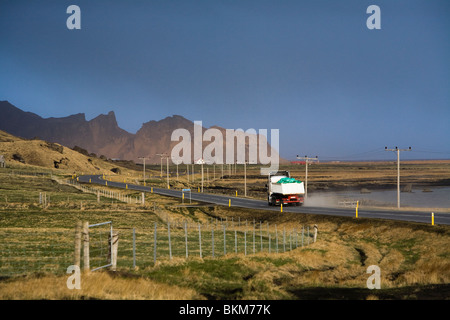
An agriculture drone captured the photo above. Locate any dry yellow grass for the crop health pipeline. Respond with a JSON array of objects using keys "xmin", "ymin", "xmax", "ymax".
[
  {"xmin": 206, "ymin": 205, "xmax": 450, "ymax": 292},
  {"xmin": 0, "ymin": 130, "xmax": 138, "ymax": 176},
  {"xmin": 0, "ymin": 271, "xmax": 202, "ymax": 300}
]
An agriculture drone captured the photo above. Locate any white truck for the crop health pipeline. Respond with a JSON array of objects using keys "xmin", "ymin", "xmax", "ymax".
[{"xmin": 267, "ymin": 171, "xmax": 305, "ymax": 206}]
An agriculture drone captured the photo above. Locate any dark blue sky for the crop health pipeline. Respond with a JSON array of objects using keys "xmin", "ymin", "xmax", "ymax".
[{"xmin": 1, "ymin": 0, "xmax": 449, "ymax": 160}]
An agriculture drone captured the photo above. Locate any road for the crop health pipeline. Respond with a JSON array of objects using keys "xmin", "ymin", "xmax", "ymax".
[{"xmin": 78, "ymin": 175, "xmax": 450, "ymax": 225}]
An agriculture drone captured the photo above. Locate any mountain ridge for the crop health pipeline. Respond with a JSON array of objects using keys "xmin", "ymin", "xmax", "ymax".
[{"xmin": 0, "ymin": 101, "xmax": 285, "ymax": 165}]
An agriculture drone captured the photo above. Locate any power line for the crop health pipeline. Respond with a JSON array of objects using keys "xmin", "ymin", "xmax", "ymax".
[
  {"xmin": 410, "ymin": 149, "xmax": 450, "ymax": 155},
  {"xmin": 318, "ymin": 148, "xmax": 386, "ymax": 161}
]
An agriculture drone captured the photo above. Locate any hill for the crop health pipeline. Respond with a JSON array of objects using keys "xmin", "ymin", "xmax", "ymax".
[
  {"xmin": 0, "ymin": 129, "xmax": 135, "ymax": 175},
  {"xmin": 0, "ymin": 101, "xmax": 133, "ymax": 161}
]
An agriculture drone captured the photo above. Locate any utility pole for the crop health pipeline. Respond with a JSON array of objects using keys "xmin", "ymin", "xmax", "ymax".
[
  {"xmin": 385, "ymin": 146, "xmax": 411, "ymax": 209},
  {"xmin": 156, "ymin": 153, "xmax": 169, "ymax": 188},
  {"xmin": 244, "ymin": 160, "xmax": 247, "ymax": 197},
  {"xmin": 173, "ymin": 159, "xmax": 179, "ymax": 181},
  {"xmin": 199, "ymin": 159, "xmax": 205, "ymax": 192},
  {"xmin": 296, "ymin": 155, "xmax": 319, "ymax": 198},
  {"xmin": 166, "ymin": 156, "xmax": 170, "ymax": 189},
  {"xmin": 187, "ymin": 164, "xmax": 190, "ymax": 183},
  {"xmin": 156, "ymin": 154, "xmax": 164, "ymax": 179},
  {"xmin": 138, "ymin": 157, "xmax": 149, "ymax": 186}
]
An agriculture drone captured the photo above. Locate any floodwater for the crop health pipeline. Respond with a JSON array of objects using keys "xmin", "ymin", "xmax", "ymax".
[{"xmin": 304, "ymin": 186, "xmax": 450, "ymax": 209}]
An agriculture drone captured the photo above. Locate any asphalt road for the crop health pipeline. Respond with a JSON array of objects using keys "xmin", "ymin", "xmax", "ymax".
[{"xmin": 78, "ymin": 175, "xmax": 450, "ymax": 226}]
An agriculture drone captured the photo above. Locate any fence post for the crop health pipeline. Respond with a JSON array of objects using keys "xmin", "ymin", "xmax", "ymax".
[
  {"xmin": 269, "ymin": 233, "xmax": 271, "ymax": 253},
  {"xmin": 185, "ymin": 221, "xmax": 188, "ymax": 258},
  {"xmin": 244, "ymin": 229, "xmax": 247, "ymax": 256},
  {"xmin": 212, "ymin": 227, "xmax": 215, "ymax": 258},
  {"xmin": 302, "ymin": 226, "xmax": 304, "ymax": 247},
  {"xmin": 168, "ymin": 222, "xmax": 172, "ymax": 260},
  {"xmin": 74, "ymin": 221, "xmax": 82, "ymax": 267},
  {"xmin": 108, "ymin": 229, "xmax": 119, "ymax": 271},
  {"xmin": 223, "ymin": 225, "xmax": 226, "ymax": 256},
  {"xmin": 314, "ymin": 225, "xmax": 318, "ymax": 243},
  {"xmin": 113, "ymin": 230, "xmax": 119, "ymax": 271},
  {"xmin": 154, "ymin": 222, "xmax": 157, "ymax": 264},
  {"xmin": 283, "ymin": 227, "xmax": 286, "ymax": 252},
  {"xmin": 132, "ymin": 228, "xmax": 136, "ymax": 268},
  {"xmin": 275, "ymin": 224, "xmax": 278, "ymax": 253},
  {"xmin": 234, "ymin": 229, "xmax": 237, "ymax": 254},
  {"xmin": 253, "ymin": 219, "xmax": 256, "ymax": 254},
  {"xmin": 198, "ymin": 223, "xmax": 202, "ymax": 258},
  {"xmin": 83, "ymin": 221, "xmax": 89, "ymax": 271},
  {"xmin": 260, "ymin": 221, "xmax": 263, "ymax": 252},
  {"xmin": 289, "ymin": 230, "xmax": 292, "ymax": 251}
]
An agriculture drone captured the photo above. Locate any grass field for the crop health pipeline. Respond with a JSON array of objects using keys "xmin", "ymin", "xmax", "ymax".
[{"xmin": 0, "ymin": 164, "xmax": 449, "ymax": 300}]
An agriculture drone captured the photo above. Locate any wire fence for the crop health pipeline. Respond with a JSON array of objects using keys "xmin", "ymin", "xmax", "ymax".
[
  {"xmin": 0, "ymin": 218, "xmax": 318, "ymax": 277},
  {"xmin": 60, "ymin": 178, "xmax": 145, "ymax": 204},
  {"xmin": 114, "ymin": 220, "xmax": 317, "ymax": 269},
  {"xmin": 4, "ymin": 170, "xmax": 52, "ymax": 177},
  {"xmin": 0, "ymin": 229, "xmax": 73, "ymax": 277}
]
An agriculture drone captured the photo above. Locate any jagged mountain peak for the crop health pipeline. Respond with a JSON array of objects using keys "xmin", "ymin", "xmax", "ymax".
[
  {"xmin": 0, "ymin": 101, "xmax": 281, "ymax": 164},
  {"xmin": 90, "ymin": 110, "xmax": 119, "ymax": 126}
]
